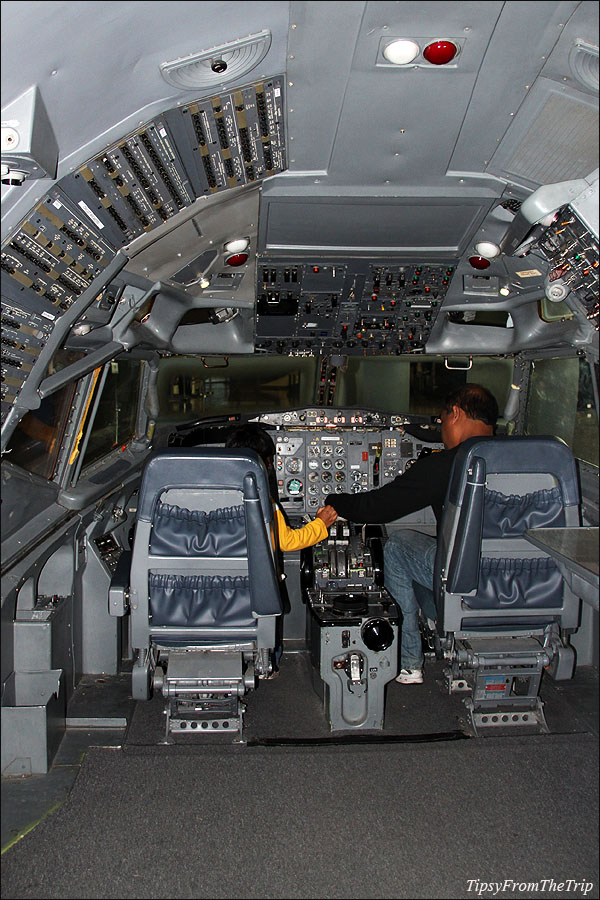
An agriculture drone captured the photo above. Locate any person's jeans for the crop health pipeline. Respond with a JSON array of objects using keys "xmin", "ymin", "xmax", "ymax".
[{"xmin": 383, "ymin": 530, "xmax": 438, "ymax": 670}]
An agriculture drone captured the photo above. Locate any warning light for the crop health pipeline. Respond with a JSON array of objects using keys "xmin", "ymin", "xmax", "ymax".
[
  {"xmin": 423, "ymin": 40, "xmax": 458, "ymax": 65},
  {"xmin": 469, "ymin": 256, "xmax": 491, "ymax": 270},
  {"xmin": 225, "ymin": 253, "xmax": 248, "ymax": 267}
]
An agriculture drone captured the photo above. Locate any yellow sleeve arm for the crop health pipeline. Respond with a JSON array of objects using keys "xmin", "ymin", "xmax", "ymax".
[{"xmin": 275, "ymin": 507, "xmax": 329, "ymax": 552}]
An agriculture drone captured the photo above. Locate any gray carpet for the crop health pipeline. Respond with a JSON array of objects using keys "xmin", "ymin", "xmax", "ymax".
[
  {"xmin": 125, "ymin": 652, "xmax": 469, "ymax": 746},
  {"xmin": 2, "ymin": 737, "xmax": 598, "ymax": 899}
]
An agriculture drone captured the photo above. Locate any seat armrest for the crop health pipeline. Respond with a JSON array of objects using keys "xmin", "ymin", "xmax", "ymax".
[{"xmin": 109, "ymin": 550, "xmax": 132, "ymax": 617}]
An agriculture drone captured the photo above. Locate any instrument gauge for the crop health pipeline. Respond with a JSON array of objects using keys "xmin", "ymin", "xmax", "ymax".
[
  {"xmin": 321, "ymin": 444, "xmax": 333, "ymax": 455},
  {"xmin": 335, "ymin": 444, "xmax": 345, "ymax": 455},
  {"xmin": 286, "ymin": 478, "xmax": 303, "ymax": 495},
  {"xmin": 321, "ymin": 458, "xmax": 332, "ymax": 470},
  {"xmin": 308, "ymin": 458, "xmax": 319, "ymax": 470},
  {"xmin": 286, "ymin": 457, "xmax": 302, "ymax": 474}
]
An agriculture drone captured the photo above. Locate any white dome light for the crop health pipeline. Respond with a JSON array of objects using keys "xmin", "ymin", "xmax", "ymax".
[
  {"xmin": 383, "ymin": 40, "xmax": 420, "ymax": 65},
  {"xmin": 474, "ymin": 241, "xmax": 501, "ymax": 259},
  {"xmin": 224, "ymin": 238, "xmax": 250, "ymax": 254}
]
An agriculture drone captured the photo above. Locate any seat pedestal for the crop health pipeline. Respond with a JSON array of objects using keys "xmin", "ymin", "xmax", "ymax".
[
  {"xmin": 445, "ymin": 637, "xmax": 551, "ymax": 734},
  {"xmin": 160, "ymin": 649, "xmax": 250, "ymax": 739}
]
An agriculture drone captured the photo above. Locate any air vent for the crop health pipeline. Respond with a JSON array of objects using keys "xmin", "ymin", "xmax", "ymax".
[
  {"xmin": 569, "ymin": 40, "xmax": 599, "ymax": 94},
  {"xmin": 501, "ymin": 199, "xmax": 522, "ymax": 213},
  {"xmin": 160, "ymin": 31, "xmax": 272, "ymax": 90}
]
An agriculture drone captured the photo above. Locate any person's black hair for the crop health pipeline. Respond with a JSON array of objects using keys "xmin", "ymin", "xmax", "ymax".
[
  {"xmin": 443, "ymin": 383, "xmax": 498, "ymax": 427},
  {"xmin": 224, "ymin": 423, "xmax": 276, "ymax": 465}
]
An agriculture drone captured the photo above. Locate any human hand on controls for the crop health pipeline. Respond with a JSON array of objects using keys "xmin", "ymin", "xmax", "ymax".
[{"xmin": 316, "ymin": 505, "xmax": 338, "ymax": 527}]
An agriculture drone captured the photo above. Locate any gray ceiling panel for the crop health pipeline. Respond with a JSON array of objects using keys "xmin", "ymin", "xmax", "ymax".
[{"xmin": 448, "ymin": 1, "xmax": 583, "ymax": 177}]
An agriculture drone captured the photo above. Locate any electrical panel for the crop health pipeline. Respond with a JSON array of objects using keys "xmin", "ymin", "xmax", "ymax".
[
  {"xmin": 58, "ymin": 79, "xmax": 285, "ymax": 248},
  {"xmin": 1, "ymin": 189, "xmax": 117, "ymax": 318},
  {"xmin": 1, "ymin": 78, "xmax": 287, "ymax": 425},
  {"xmin": 164, "ymin": 79, "xmax": 286, "ymax": 195},
  {"xmin": 1, "ymin": 301, "xmax": 55, "ymax": 420},
  {"xmin": 539, "ymin": 205, "xmax": 599, "ymax": 329},
  {"xmin": 255, "ymin": 261, "xmax": 455, "ymax": 355}
]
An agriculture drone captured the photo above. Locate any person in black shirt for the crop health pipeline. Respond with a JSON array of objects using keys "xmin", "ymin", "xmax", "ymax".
[{"xmin": 325, "ymin": 384, "xmax": 498, "ymax": 684}]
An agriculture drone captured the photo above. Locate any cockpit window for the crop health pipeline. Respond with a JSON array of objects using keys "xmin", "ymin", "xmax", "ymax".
[
  {"xmin": 157, "ymin": 356, "xmax": 318, "ymax": 420},
  {"xmin": 335, "ymin": 357, "xmax": 513, "ymax": 415},
  {"xmin": 4, "ymin": 382, "xmax": 76, "ymax": 480},
  {"xmin": 525, "ymin": 356, "xmax": 599, "ymax": 467},
  {"xmin": 80, "ymin": 359, "xmax": 142, "ymax": 470},
  {"xmin": 157, "ymin": 354, "xmax": 513, "ymax": 420}
]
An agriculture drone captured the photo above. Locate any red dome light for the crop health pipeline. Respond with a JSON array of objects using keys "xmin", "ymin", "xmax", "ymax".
[
  {"xmin": 469, "ymin": 256, "xmax": 491, "ymax": 270},
  {"xmin": 225, "ymin": 253, "xmax": 248, "ymax": 267},
  {"xmin": 423, "ymin": 40, "xmax": 458, "ymax": 65}
]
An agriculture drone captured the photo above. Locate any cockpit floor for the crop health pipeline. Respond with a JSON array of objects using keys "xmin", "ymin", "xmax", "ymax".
[{"xmin": 2, "ymin": 657, "xmax": 598, "ymax": 898}]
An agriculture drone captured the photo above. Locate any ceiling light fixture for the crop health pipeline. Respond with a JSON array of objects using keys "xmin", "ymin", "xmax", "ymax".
[
  {"xmin": 224, "ymin": 237, "xmax": 250, "ymax": 254},
  {"xmin": 474, "ymin": 241, "xmax": 500, "ymax": 259},
  {"xmin": 383, "ymin": 39, "xmax": 420, "ymax": 65}
]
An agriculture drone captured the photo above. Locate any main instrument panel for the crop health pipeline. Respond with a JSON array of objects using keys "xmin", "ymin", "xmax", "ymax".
[{"xmin": 254, "ymin": 407, "xmax": 443, "ymax": 515}]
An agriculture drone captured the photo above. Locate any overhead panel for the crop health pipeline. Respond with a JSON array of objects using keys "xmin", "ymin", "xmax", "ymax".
[
  {"xmin": 1, "ymin": 189, "xmax": 117, "ymax": 317},
  {"xmin": 1, "ymin": 187, "xmax": 120, "ymax": 423},
  {"xmin": 164, "ymin": 79, "xmax": 286, "ymax": 195},
  {"xmin": 57, "ymin": 79, "xmax": 285, "ymax": 247},
  {"xmin": 1, "ymin": 78, "xmax": 287, "ymax": 427}
]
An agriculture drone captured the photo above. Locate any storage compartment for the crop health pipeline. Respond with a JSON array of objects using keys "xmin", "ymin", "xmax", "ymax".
[{"xmin": 1, "ymin": 670, "xmax": 65, "ymax": 775}]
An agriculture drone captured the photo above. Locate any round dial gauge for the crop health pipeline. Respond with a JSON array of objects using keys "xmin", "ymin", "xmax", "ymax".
[
  {"xmin": 308, "ymin": 458, "xmax": 319, "ymax": 470},
  {"xmin": 286, "ymin": 457, "xmax": 302, "ymax": 474},
  {"xmin": 286, "ymin": 478, "xmax": 303, "ymax": 495}
]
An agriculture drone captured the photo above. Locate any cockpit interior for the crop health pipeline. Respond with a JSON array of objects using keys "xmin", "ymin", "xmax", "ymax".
[{"xmin": 1, "ymin": 2, "xmax": 598, "ymax": 897}]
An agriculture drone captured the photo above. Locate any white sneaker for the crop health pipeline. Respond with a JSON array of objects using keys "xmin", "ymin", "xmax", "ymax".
[{"xmin": 395, "ymin": 667, "xmax": 423, "ymax": 684}]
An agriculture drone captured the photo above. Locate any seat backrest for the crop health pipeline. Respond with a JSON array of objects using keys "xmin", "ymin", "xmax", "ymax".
[
  {"xmin": 435, "ymin": 436, "xmax": 581, "ymax": 636},
  {"xmin": 129, "ymin": 448, "xmax": 283, "ymax": 650}
]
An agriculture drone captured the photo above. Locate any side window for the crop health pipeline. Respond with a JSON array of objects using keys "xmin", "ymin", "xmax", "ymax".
[
  {"xmin": 4, "ymin": 382, "xmax": 76, "ymax": 480},
  {"xmin": 524, "ymin": 357, "xmax": 599, "ymax": 467},
  {"xmin": 80, "ymin": 360, "xmax": 142, "ymax": 470}
]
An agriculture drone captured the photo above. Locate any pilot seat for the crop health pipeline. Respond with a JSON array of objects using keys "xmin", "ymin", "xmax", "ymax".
[
  {"xmin": 109, "ymin": 448, "xmax": 283, "ymax": 738},
  {"xmin": 433, "ymin": 436, "xmax": 581, "ymax": 734}
]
